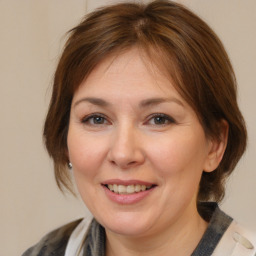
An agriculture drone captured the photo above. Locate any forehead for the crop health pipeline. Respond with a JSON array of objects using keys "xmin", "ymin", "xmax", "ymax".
[{"xmin": 74, "ymin": 48, "xmax": 184, "ymax": 102}]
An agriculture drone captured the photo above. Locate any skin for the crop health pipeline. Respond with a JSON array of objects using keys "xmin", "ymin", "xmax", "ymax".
[{"xmin": 67, "ymin": 48, "xmax": 227, "ymax": 256}]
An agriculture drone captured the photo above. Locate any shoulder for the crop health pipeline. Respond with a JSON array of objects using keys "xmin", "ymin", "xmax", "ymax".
[
  {"xmin": 213, "ymin": 220, "xmax": 256, "ymax": 256},
  {"xmin": 22, "ymin": 219, "xmax": 83, "ymax": 256},
  {"xmin": 196, "ymin": 202, "xmax": 256, "ymax": 256}
]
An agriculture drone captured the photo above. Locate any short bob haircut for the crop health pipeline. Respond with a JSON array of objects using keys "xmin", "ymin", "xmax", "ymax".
[{"xmin": 44, "ymin": 0, "xmax": 247, "ymax": 202}]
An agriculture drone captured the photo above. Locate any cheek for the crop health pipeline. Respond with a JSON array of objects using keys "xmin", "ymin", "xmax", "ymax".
[
  {"xmin": 67, "ymin": 132, "xmax": 109, "ymax": 201},
  {"xmin": 67, "ymin": 130, "xmax": 108, "ymax": 179},
  {"xmin": 148, "ymin": 132, "xmax": 207, "ymax": 179}
]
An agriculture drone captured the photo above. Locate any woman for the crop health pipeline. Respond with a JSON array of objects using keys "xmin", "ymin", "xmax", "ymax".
[{"xmin": 23, "ymin": 0, "xmax": 255, "ymax": 255}]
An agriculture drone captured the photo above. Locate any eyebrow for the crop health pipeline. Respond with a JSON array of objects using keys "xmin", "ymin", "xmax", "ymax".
[
  {"xmin": 74, "ymin": 97, "xmax": 110, "ymax": 107},
  {"xmin": 139, "ymin": 97, "xmax": 184, "ymax": 108},
  {"xmin": 73, "ymin": 97, "xmax": 184, "ymax": 108}
]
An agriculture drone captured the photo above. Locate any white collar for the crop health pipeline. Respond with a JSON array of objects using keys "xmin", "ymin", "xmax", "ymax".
[
  {"xmin": 65, "ymin": 216, "xmax": 93, "ymax": 256},
  {"xmin": 212, "ymin": 221, "xmax": 256, "ymax": 256}
]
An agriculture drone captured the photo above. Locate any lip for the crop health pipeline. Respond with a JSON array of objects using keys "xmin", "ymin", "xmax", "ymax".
[
  {"xmin": 102, "ymin": 179, "xmax": 157, "ymax": 205},
  {"xmin": 102, "ymin": 179, "xmax": 154, "ymax": 186}
]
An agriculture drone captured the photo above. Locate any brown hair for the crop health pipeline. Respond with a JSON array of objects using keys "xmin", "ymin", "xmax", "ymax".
[{"xmin": 43, "ymin": 0, "xmax": 247, "ymax": 202}]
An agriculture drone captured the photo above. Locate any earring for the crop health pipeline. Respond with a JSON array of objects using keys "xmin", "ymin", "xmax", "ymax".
[{"xmin": 68, "ymin": 162, "xmax": 73, "ymax": 169}]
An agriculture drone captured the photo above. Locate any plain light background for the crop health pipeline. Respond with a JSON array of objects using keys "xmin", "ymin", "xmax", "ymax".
[{"xmin": 0, "ymin": 1, "xmax": 255, "ymax": 255}]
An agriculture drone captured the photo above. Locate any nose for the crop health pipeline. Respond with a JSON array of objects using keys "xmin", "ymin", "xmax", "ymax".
[{"xmin": 107, "ymin": 124, "xmax": 145, "ymax": 169}]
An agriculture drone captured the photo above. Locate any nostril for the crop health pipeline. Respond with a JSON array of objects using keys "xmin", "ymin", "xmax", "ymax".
[
  {"xmin": 107, "ymin": 145, "xmax": 145, "ymax": 169},
  {"xmin": 109, "ymin": 159, "xmax": 139, "ymax": 169},
  {"xmin": 110, "ymin": 160, "xmax": 116, "ymax": 165},
  {"xmin": 127, "ymin": 161, "xmax": 136, "ymax": 166}
]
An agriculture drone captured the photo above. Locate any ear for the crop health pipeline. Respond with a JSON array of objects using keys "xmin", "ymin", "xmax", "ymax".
[{"xmin": 203, "ymin": 120, "xmax": 229, "ymax": 173}]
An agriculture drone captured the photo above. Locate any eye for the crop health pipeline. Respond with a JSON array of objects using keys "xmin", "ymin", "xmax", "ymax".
[
  {"xmin": 147, "ymin": 113, "xmax": 175, "ymax": 126},
  {"xmin": 82, "ymin": 113, "xmax": 109, "ymax": 125}
]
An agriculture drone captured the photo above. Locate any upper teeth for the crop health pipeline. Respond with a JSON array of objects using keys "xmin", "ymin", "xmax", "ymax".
[{"xmin": 107, "ymin": 184, "xmax": 152, "ymax": 194}]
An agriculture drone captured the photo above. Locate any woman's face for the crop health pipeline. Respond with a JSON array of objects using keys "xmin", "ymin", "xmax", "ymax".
[{"xmin": 67, "ymin": 48, "xmax": 215, "ymax": 237}]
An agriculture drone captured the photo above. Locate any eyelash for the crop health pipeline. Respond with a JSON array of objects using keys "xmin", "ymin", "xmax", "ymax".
[
  {"xmin": 81, "ymin": 113, "xmax": 176, "ymax": 126},
  {"xmin": 81, "ymin": 113, "xmax": 109, "ymax": 125},
  {"xmin": 146, "ymin": 113, "xmax": 176, "ymax": 126}
]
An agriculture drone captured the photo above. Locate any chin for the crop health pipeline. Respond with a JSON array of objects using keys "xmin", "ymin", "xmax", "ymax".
[{"xmin": 99, "ymin": 212, "xmax": 154, "ymax": 237}]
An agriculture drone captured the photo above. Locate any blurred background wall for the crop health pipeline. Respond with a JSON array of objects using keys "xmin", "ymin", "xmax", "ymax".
[{"xmin": 0, "ymin": 1, "xmax": 255, "ymax": 255}]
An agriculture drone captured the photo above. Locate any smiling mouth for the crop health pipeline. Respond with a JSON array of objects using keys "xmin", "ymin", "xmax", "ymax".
[{"xmin": 104, "ymin": 184, "xmax": 155, "ymax": 194}]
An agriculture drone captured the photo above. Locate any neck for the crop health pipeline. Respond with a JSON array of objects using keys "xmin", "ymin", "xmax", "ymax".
[{"xmin": 105, "ymin": 204, "xmax": 208, "ymax": 256}]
